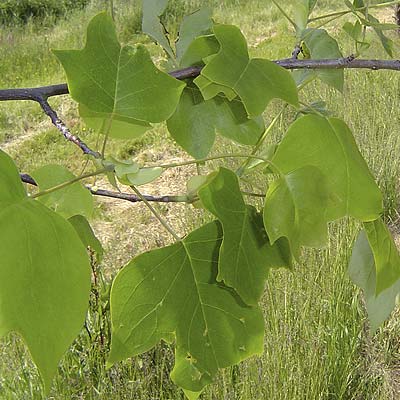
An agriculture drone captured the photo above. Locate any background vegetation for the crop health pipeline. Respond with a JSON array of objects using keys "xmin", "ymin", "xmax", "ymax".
[{"xmin": 0, "ymin": 0, "xmax": 400, "ymax": 399}]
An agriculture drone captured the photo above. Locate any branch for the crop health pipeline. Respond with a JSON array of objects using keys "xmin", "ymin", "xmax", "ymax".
[
  {"xmin": 20, "ymin": 173, "xmax": 189, "ymax": 203},
  {"xmin": 3, "ymin": 58, "xmax": 400, "ymax": 157},
  {"xmin": 39, "ymin": 99, "xmax": 101, "ymax": 158},
  {"xmin": 3, "ymin": 58, "xmax": 400, "ymax": 104}
]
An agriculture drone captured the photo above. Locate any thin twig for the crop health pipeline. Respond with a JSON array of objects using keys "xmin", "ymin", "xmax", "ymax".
[
  {"xmin": 39, "ymin": 99, "xmax": 101, "ymax": 158},
  {"xmin": 20, "ymin": 173, "xmax": 190, "ymax": 203}
]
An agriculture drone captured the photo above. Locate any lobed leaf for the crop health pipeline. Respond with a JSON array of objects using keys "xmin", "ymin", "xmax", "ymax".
[
  {"xmin": 348, "ymin": 223, "xmax": 400, "ymax": 333},
  {"xmin": 167, "ymin": 87, "xmax": 265, "ymax": 158},
  {"xmin": 142, "ymin": 0, "xmax": 175, "ymax": 59},
  {"xmin": 263, "ymin": 166, "xmax": 330, "ymax": 259},
  {"xmin": 69, "ymin": 215, "xmax": 104, "ymax": 263},
  {"xmin": 0, "ymin": 150, "xmax": 91, "ymax": 392},
  {"xmin": 272, "ymin": 115, "xmax": 382, "ymax": 222},
  {"xmin": 295, "ymin": 28, "xmax": 344, "ymax": 91},
  {"xmin": 54, "ymin": 13, "xmax": 185, "ymax": 139},
  {"xmin": 176, "ymin": 7, "xmax": 213, "ymax": 61},
  {"xmin": 198, "ymin": 168, "xmax": 291, "ymax": 305},
  {"xmin": 364, "ymin": 219, "xmax": 400, "ymax": 294},
  {"xmin": 31, "ymin": 164, "xmax": 93, "ymax": 219},
  {"xmin": 108, "ymin": 221, "xmax": 264, "ymax": 397},
  {"xmin": 194, "ymin": 24, "xmax": 299, "ymax": 116}
]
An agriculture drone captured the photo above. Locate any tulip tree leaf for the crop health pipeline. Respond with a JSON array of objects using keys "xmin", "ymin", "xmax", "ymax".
[
  {"xmin": 198, "ymin": 168, "xmax": 292, "ymax": 305},
  {"xmin": 364, "ymin": 219, "xmax": 400, "ymax": 294},
  {"xmin": 108, "ymin": 221, "xmax": 264, "ymax": 397},
  {"xmin": 167, "ymin": 87, "xmax": 265, "ymax": 158},
  {"xmin": 0, "ymin": 149, "xmax": 26, "ymax": 205},
  {"xmin": 348, "ymin": 225, "xmax": 400, "ymax": 333},
  {"xmin": 53, "ymin": 13, "xmax": 185, "ymax": 138},
  {"xmin": 272, "ymin": 115, "xmax": 382, "ymax": 222},
  {"xmin": 31, "ymin": 164, "xmax": 93, "ymax": 219},
  {"xmin": 167, "ymin": 87, "xmax": 216, "ymax": 158},
  {"xmin": 142, "ymin": 0, "xmax": 175, "ymax": 59},
  {"xmin": 69, "ymin": 215, "xmax": 104, "ymax": 263},
  {"xmin": 79, "ymin": 104, "xmax": 151, "ymax": 140},
  {"xmin": 263, "ymin": 166, "xmax": 330, "ymax": 259},
  {"xmin": 295, "ymin": 29, "xmax": 344, "ymax": 91},
  {"xmin": 179, "ymin": 35, "xmax": 220, "ymax": 68},
  {"xmin": 195, "ymin": 24, "xmax": 299, "ymax": 116},
  {"xmin": 176, "ymin": 7, "xmax": 213, "ymax": 61},
  {"xmin": 293, "ymin": 0, "xmax": 317, "ymax": 35},
  {"xmin": 0, "ymin": 150, "xmax": 91, "ymax": 392},
  {"xmin": 368, "ymin": 14, "xmax": 394, "ymax": 57}
]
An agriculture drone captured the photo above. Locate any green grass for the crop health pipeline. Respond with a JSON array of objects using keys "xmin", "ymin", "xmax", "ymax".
[{"xmin": 1, "ymin": 0, "xmax": 400, "ymax": 399}]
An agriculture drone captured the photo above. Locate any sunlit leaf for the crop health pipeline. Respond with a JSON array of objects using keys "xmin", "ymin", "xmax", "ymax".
[
  {"xmin": 198, "ymin": 168, "xmax": 292, "ymax": 305},
  {"xmin": 167, "ymin": 87, "xmax": 265, "ymax": 158},
  {"xmin": 179, "ymin": 35, "xmax": 220, "ymax": 68},
  {"xmin": 109, "ymin": 221, "xmax": 264, "ymax": 397},
  {"xmin": 263, "ymin": 166, "xmax": 330, "ymax": 259},
  {"xmin": 125, "ymin": 167, "xmax": 164, "ymax": 186},
  {"xmin": 0, "ymin": 150, "xmax": 91, "ymax": 392},
  {"xmin": 142, "ymin": 0, "xmax": 175, "ymax": 59},
  {"xmin": 295, "ymin": 29, "xmax": 344, "ymax": 91},
  {"xmin": 348, "ymin": 225, "xmax": 400, "ymax": 333},
  {"xmin": 69, "ymin": 215, "xmax": 104, "ymax": 263},
  {"xmin": 176, "ymin": 8, "xmax": 213, "ymax": 61},
  {"xmin": 364, "ymin": 219, "xmax": 400, "ymax": 294},
  {"xmin": 272, "ymin": 115, "xmax": 382, "ymax": 222},
  {"xmin": 31, "ymin": 164, "xmax": 93, "ymax": 219},
  {"xmin": 54, "ymin": 13, "xmax": 185, "ymax": 138},
  {"xmin": 79, "ymin": 104, "xmax": 151, "ymax": 140},
  {"xmin": 195, "ymin": 24, "xmax": 299, "ymax": 116}
]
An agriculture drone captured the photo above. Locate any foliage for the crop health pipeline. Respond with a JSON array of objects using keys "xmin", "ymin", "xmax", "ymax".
[
  {"xmin": 0, "ymin": 0, "xmax": 89, "ymax": 25},
  {"xmin": 1, "ymin": 0, "xmax": 400, "ymax": 399}
]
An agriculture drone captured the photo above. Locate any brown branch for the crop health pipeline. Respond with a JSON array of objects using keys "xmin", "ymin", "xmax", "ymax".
[
  {"xmin": 20, "ymin": 173, "xmax": 189, "ymax": 203},
  {"xmin": 2, "ymin": 58, "xmax": 400, "ymax": 103},
  {"xmin": 39, "ymin": 99, "xmax": 101, "ymax": 158},
  {"xmin": 3, "ymin": 58, "xmax": 400, "ymax": 157}
]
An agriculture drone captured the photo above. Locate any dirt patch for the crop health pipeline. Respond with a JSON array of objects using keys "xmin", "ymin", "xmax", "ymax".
[{"xmin": 90, "ymin": 152, "xmax": 202, "ymax": 277}]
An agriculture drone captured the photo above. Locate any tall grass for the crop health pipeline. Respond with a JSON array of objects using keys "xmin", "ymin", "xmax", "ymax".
[{"xmin": 0, "ymin": 1, "xmax": 400, "ymax": 399}]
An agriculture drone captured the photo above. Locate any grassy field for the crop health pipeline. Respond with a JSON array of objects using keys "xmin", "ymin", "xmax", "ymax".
[{"xmin": 1, "ymin": 0, "xmax": 400, "ymax": 399}]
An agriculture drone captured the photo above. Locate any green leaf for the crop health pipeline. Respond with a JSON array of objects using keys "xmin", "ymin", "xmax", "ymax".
[
  {"xmin": 368, "ymin": 14, "xmax": 394, "ymax": 57},
  {"xmin": 272, "ymin": 115, "xmax": 382, "ymax": 222},
  {"xmin": 176, "ymin": 8, "xmax": 213, "ymax": 61},
  {"xmin": 195, "ymin": 24, "xmax": 299, "ymax": 116},
  {"xmin": 213, "ymin": 97, "xmax": 265, "ymax": 145},
  {"xmin": 167, "ymin": 87, "xmax": 216, "ymax": 158},
  {"xmin": 179, "ymin": 35, "xmax": 220, "ymax": 68},
  {"xmin": 297, "ymin": 100, "xmax": 331, "ymax": 117},
  {"xmin": 79, "ymin": 104, "xmax": 151, "ymax": 140},
  {"xmin": 0, "ymin": 148, "xmax": 26, "ymax": 206},
  {"xmin": 53, "ymin": 13, "xmax": 185, "ymax": 138},
  {"xmin": 69, "ymin": 215, "xmax": 104, "ymax": 263},
  {"xmin": 167, "ymin": 87, "xmax": 265, "ymax": 158},
  {"xmin": 125, "ymin": 167, "xmax": 164, "ymax": 186},
  {"xmin": 348, "ymin": 228, "xmax": 400, "ymax": 333},
  {"xmin": 343, "ymin": 21, "xmax": 362, "ymax": 42},
  {"xmin": 194, "ymin": 74, "xmax": 237, "ymax": 101},
  {"xmin": 293, "ymin": 0, "xmax": 317, "ymax": 34},
  {"xmin": 295, "ymin": 29, "xmax": 344, "ymax": 91},
  {"xmin": 108, "ymin": 221, "xmax": 264, "ymax": 396},
  {"xmin": 364, "ymin": 219, "xmax": 400, "ymax": 294},
  {"xmin": 353, "ymin": 0, "xmax": 364, "ymax": 7},
  {"xmin": 263, "ymin": 166, "xmax": 330, "ymax": 259},
  {"xmin": 31, "ymin": 164, "xmax": 93, "ymax": 219},
  {"xmin": 198, "ymin": 168, "xmax": 291, "ymax": 305},
  {"xmin": 0, "ymin": 150, "xmax": 91, "ymax": 392},
  {"xmin": 142, "ymin": 0, "xmax": 175, "ymax": 59}
]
